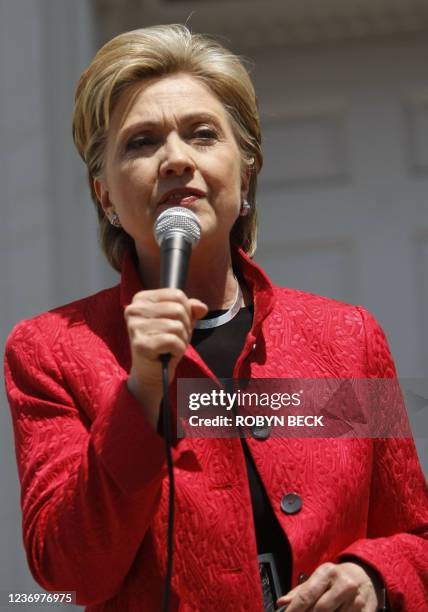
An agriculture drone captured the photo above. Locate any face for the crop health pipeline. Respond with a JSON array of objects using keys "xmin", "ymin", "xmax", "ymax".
[{"xmin": 94, "ymin": 73, "xmax": 249, "ymax": 260}]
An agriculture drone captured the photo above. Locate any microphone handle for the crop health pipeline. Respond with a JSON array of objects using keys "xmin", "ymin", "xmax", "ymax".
[{"xmin": 160, "ymin": 234, "xmax": 192, "ymax": 290}]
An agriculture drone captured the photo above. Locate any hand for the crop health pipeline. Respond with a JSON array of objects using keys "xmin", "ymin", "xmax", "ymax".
[
  {"xmin": 125, "ymin": 288, "xmax": 207, "ymax": 427},
  {"xmin": 276, "ymin": 562, "xmax": 380, "ymax": 611}
]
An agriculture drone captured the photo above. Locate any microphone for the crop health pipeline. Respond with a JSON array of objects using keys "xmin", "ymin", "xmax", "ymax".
[
  {"xmin": 154, "ymin": 206, "xmax": 201, "ymax": 289},
  {"xmin": 153, "ymin": 207, "xmax": 201, "ymax": 612}
]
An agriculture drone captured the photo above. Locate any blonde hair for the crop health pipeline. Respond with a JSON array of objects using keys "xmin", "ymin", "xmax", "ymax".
[{"xmin": 72, "ymin": 24, "xmax": 263, "ymax": 271}]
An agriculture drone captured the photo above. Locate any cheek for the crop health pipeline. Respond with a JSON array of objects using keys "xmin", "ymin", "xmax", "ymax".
[
  {"xmin": 110, "ymin": 162, "xmax": 154, "ymax": 202},
  {"xmin": 207, "ymin": 155, "xmax": 242, "ymax": 196}
]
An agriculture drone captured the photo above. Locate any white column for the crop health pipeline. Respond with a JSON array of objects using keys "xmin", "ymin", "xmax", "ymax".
[{"xmin": 0, "ymin": 1, "xmax": 112, "ymax": 607}]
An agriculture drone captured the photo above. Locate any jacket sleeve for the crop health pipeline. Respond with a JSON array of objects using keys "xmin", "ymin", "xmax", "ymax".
[
  {"xmin": 335, "ymin": 307, "xmax": 428, "ymax": 611},
  {"xmin": 4, "ymin": 318, "xmax": 194, "ymax": 605}
]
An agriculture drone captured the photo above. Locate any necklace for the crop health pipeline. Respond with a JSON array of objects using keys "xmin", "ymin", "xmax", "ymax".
[{"xmin": 194, "ymin": 282, "xmax": 243, "ymax": 329}]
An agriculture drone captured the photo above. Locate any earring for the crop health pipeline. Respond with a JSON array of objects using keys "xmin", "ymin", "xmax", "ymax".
[
  {"xmin": 109, "ymin": 212, "xmax": 121, "ymax": 228},
  {"xmin": 240, "ymin": 199, "xmax": 251, "ymax": 216}
]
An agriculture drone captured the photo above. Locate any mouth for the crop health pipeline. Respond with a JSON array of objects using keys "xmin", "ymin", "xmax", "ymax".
[{"xmin": 158, "ymin": 188, "xmax": 206, "ymax": 208}]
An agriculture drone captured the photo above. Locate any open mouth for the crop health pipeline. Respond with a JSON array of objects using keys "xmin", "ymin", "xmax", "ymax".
[{"xmin": 158, "ymin": 188, "xmax": 205, "ymax": 207}]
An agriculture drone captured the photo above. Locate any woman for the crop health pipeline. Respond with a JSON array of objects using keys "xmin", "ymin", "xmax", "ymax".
[{"xmin": 4, "ymin": 25, "xmax": 428, "ymax": 611}]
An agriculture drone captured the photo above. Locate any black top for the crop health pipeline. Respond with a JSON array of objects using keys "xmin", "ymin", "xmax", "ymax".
[{"xmin": 191, "ymin": 306, "xmax": 292, "ymax": 595}]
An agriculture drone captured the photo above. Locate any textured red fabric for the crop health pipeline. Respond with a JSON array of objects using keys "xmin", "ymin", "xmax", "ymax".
[{"xmin": 4, "ymin": 248, "xmax": 428, "ymax": 611}]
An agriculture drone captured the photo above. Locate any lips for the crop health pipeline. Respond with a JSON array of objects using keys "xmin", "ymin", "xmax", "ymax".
[{"xmin": 158, "ymin": 187, "xmax": 205, "ymax": 207}]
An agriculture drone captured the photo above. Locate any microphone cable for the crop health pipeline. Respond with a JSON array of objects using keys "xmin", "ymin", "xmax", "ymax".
[
  {"xmin": 154, "ymin": 207, "xmax": 201, "ymax": 611},
  {"xmin": 160, "ymin": 354, "xmax": 174, "ymax": 612}
]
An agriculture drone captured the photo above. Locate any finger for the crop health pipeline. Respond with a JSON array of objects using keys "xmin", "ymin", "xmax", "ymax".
[
  {"xmin": 132, "ymin": 288, "xmax": 188, "ymax": 304},
  {"xmin": 318, "ymin": 567, "xmax": 362, "ymax": 610},
  {"xmin": 282, "ymin": 563, "xmax": 378, "ymax": 612},
  {"xmin": 127, "ymin": 313, "xmax": 188, "ymax": 332},
  {"xmin": 189, "ymin": 298, "xmax": 208, "ymax": 322},
  {"xmin": 131, "ymin": 322, "xmax": 188, "ymax": 349},
  {"xmin": 310, "ymin": 563, "xmax": 378, "ymax": 612},
  {"xmin": 276, "ymin": 585, "xmax": 299, "ymax": 606},
  {"xmin": 126, "ymin": 316, "xmax": 191, "ymax": 349},
  {"xmin": 276, "ymin": 584, "xmax": 326, "ymax": 612},
  {"xmin": 276, "ymin": 565, "xmax": 333, "ymax": 611},
  {"xmin": 134, "ymin": 333, "xmax": 187, "ymax": 360},
  {"xmin": 309, "ymin": 583, "xmax": 355, "ymax": 612},
  {"xmin": 126, "ymin": 301, "xmax": 192, "ymax": 335},
  {"xmin": 321, "ymin": 592, "xmax": 368, "ymax": 612},
  {"xmin": 131, "ymin": 287, "xmax": 192, "ymax": 320},
  {"xmin": 126, "ymin": 297, "xmax": 191, "ymax": 320}
]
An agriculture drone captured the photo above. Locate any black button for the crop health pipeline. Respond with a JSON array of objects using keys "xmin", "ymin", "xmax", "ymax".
[
  {"xmin": 297, "ymin": 572, "xmax": 309, "ymax": 584},
  {"xmin": 280, "ymin": 492, "xmax": 302, "ymax": 515},
  {"xmin": 251, "ymin": 422, "xmax": 270, "ymax": 440}
]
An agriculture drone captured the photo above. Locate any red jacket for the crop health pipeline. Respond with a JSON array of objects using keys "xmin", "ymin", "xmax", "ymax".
[{"xmin": 4, "ymin": 249, "xmax": 428, "ymax": 611}]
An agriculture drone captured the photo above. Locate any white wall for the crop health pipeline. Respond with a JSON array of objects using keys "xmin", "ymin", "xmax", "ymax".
[{"xmin": 251, "ymin": 39, "xmax": 428, "ymax": 473}]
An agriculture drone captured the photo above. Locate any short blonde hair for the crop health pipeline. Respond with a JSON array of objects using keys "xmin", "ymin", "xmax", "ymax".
[{"xmin": 72, "ymin": 24, "xmax": 263, "ymax": 271}]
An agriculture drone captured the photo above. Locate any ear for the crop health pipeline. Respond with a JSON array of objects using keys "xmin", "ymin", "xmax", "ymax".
[{"xmin": 93, "ymin": 177, "xmax": 114, "ymax": 216}]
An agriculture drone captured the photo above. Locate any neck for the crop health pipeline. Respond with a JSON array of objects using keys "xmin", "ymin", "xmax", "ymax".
[{"xmin": 136, "ymin": 241, "xmax": 242, "ymax": 311}]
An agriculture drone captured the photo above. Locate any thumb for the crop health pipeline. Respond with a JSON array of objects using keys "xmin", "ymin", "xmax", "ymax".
[
  {"xmin": 189, "ymin": 299, "xmax": 209, "ymax": 322},
  {"xmin": 276, "ymin": 585, "xmax": 299, "ymax": 608}
]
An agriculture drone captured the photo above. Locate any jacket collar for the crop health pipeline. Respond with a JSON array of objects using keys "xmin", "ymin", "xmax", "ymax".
[
  {"xmin": 120, "ymin": 250, "xmax": 144, "ymax": 309},
  {"xmin": 232, "ymin": 245, "xmax": 275, "ymax": 334},
  {"xmin": 119, "ymin": 244, "xmax": 275, "ymax": 330}
]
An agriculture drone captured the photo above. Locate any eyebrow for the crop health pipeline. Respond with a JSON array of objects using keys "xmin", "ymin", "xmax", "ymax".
[{"xmin": 117, "ymin": 112, "xmax": 223, "ymax": 145}]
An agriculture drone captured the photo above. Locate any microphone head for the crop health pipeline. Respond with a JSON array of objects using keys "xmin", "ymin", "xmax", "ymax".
[{"xmin": 154, "ymin": 206, "xmax": 201, "ymax": 247}]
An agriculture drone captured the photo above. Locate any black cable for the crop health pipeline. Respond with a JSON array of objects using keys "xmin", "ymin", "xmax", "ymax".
[{"xmin": 160, "ymin": 354, "xmax": 174, "ymax": 612}]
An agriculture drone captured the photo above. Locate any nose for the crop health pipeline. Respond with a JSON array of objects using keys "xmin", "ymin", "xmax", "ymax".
[{"xmin": 159, "ymin": 134, "xmax": 195, "ymax": 178}]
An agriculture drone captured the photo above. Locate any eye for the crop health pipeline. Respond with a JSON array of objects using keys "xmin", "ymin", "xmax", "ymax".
[
  {"xmin": 192, "ymin": 127, "xmax": 218, "ymax": 142},
  {"xmin": 125, "ymin": 135, "xmax": 156, "ymax": 151}
]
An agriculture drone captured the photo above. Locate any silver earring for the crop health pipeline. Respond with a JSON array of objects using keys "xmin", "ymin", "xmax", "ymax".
[
  {"xmin": 240, "ymin": 199, "xmax": 250, "ymax": 216},
  {"xmin": 109, "ymin": 212, "xmax": 121, "ymax": 227}
]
